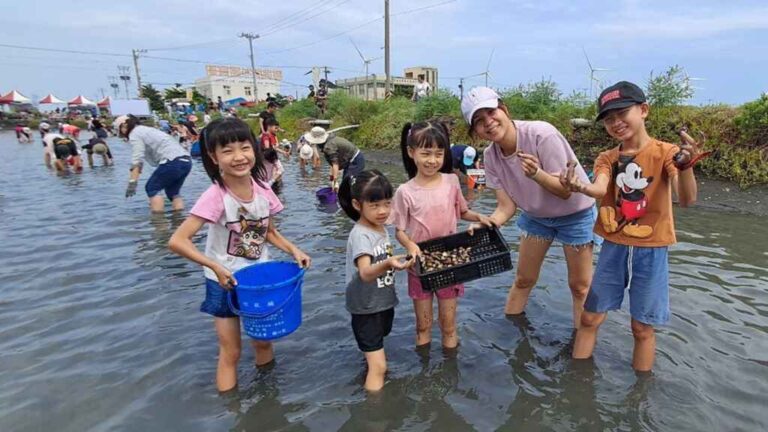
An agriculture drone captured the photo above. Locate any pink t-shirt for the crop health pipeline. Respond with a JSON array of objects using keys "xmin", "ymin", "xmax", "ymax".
[
  {"xmin": 390, "ymin": 173, "xmax": 469, "ymax": 243},
  {"xmin": 191, "ymin": 178, "xmax": 283, "ymax": 280},
  {"xmin": 483, "ymin": 120, "xmax": 594, "ymax": 218}
]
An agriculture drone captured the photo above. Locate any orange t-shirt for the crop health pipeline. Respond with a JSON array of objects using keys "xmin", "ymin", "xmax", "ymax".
[{"xmin": 593, "ymin": 139, "xmax": 679, "ymax": 247}]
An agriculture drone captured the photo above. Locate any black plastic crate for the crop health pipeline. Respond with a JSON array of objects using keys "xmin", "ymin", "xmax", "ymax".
[{"xmin": 414, "ymin": 226, "xmax": 513, "ymax": 291}]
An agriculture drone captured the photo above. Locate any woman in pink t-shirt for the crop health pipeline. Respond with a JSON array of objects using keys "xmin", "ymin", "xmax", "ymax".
[
  {"xmin": 461, "ymin": 87, "xmax": 598, "ymax": 329},
  {"xmin": 169, "ymin": 118, "xmax": 311, "ymax": 392},
  {"xmin": 390, "ymin": 120, "xmax": 493, "ymax": 349}
]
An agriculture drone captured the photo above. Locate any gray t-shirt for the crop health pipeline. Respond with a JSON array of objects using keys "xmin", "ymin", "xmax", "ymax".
[{"xmin": 345, "ymin": 224, "xmax": 398, "ymax": 315}]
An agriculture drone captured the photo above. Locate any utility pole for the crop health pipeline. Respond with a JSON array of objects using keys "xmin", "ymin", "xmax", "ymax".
[
  {"xmin": 99, "ymin": 88, "xmax": 105, "ymax": 99},
  {"xmin": 132, "ymin": 49, "xmax": 147, "ymax": 96},
  {"xmin": 240, "ymin": 32, "xmax": 260, "ymax": 102},
  {"xmin": 108, "ymin": 76, "xmax": 119, "ymax": 98},
  {"xmin": 459, "ymin": 78, "xmax": 464, "ymax": 99},
  {"xmin": 118, "ymin": 66, "xmax": 132, "ymax": 99},
  {"xmin": 384, "ymin": 0, "xmax": 391, "ymax": 96}
]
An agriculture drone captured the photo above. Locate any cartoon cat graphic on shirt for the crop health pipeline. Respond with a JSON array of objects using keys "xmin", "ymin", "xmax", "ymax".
[{"xmin": 226, "ymin": 212, "xmax": 268, "ymax": 259}]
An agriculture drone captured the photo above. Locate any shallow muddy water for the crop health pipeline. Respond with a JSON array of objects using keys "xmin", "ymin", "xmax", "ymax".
[{"xmin": 0, "ymin": 131, "xmax": 766, "ymax": 431}]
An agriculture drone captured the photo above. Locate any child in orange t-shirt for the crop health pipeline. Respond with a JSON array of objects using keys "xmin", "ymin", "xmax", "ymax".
[{"xmin": 561, "ymin": 81, "xmax": 706, "ymax": 372}]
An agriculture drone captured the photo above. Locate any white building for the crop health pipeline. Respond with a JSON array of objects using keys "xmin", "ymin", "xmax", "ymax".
[
  {"xmin": 335, "ymin": 67, "xmax": 438, "ymax": 100},
  {"xmin": 195, "ymin": 64, "xmax": 282, "ymax": 102}
]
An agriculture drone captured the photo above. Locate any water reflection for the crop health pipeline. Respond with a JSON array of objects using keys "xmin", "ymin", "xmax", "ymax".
[{"xmin": 1, "ymin": 134, "xmax": 767, "ymax": 431}]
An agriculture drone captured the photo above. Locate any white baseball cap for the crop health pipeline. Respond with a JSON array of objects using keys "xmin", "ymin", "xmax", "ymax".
[
  {"xmin": 462, "ymin": 146, "xmax": 477, "ymax": 166},
  {"xmin": 461, "ymin": 86, "xmax": 501, "ymax": 127},
  {"xmin": 299, "ymin": 144, "xmax": 314, "ymax": 160},
  {"xmin": 39, "ymin": 122, "xmax": 50, "ymax": 131}
]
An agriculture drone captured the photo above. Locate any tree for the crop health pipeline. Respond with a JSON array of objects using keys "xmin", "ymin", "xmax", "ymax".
[
  {"xmin": 190, "ymin": 88, "xmax": 206, "ymax": 105},
  {"xmin": 646, "ymin": 65, "xmax": 695, "ymax": 107},
  {"xmin": 164, "ymin": 85, "xmax": 186, "ymax": 100},
  {"xmin": 140, "ymin": 84, "xmax": 164, "ymax": 112}
]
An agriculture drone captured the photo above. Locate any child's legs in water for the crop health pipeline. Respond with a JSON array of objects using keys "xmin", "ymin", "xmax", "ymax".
[
  {"xmin": 505, "ymin": 234, "xmax": 552, "ymax": 314},
  {"xmin": 437, "ymin": 297, "xmax": 458, "ymax": 348},
  {"xmin": 364, "ymin": 349, "xmax": 387, "ymax": 391},
  {"xmin": 573, "ymin": 310, "xmax": 607, "ymax": 359},
  {"xmin": 631, "ymin": 318, "xmax": 655, "ymax": 371},
  {"xmin": 412, "ymin": 298, "xmax": 433, "ymax": 346},
  {"xmin": 351, "ymin": 309, "xmax": 393, "ymax": 391},
  {"xmin": 252, "ymin": 340, "xmax": 274, "ymax": 366},
  {"xmin": 214, "ymin": 317, "xmax": 242, "ymax": 392},
  {"xmin": 563, "ymin": 243, "xmax": 594, "ymax": 328}
]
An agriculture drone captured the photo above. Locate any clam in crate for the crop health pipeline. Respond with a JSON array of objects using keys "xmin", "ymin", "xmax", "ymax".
[{"xmin": 413, "ymin": 226, "xmax": 513, "ymax": 291}]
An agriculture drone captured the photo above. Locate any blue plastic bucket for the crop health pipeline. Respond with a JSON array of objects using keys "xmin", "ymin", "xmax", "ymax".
[
  {"xmin": 228, "ymin": 261, "xmax": 305, "ymax": 340},
  {"xmin": 315, "ymin": 187, "xmax": 337, "ymax": 204}
]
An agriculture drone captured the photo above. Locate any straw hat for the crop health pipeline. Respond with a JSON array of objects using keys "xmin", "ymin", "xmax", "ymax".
[
  {"xmin": 299, "ymin": 144, "xmax": 314, "ymax": 160},
  {"xmin": 302, "ymin": 126, "xmax": 329, "ymax": 145}
]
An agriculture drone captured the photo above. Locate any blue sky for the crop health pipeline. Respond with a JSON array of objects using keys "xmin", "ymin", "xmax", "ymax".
[{"xmin": 1, "ymin": 0, "xmax": 766, "ymax": 105}]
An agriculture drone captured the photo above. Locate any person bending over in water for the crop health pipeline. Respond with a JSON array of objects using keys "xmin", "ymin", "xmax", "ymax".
[{"xmin": 81, "ymin": 137, "xmax": 113, "ymax": 167}]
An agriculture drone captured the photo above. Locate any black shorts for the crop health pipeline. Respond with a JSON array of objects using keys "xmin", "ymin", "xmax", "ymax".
[
  {"xmin": 351, "ymin": 308, "xmax": 394, "ymax": 352},
  {"xmin": 54, "ymin": 142, "xmax": 78, "ymax": 160}
]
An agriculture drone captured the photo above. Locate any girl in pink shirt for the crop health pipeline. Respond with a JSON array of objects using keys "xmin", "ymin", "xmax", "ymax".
[
  {"xmin": 390, "ymin": 120, "xmax": 493, "ymax": 349},
  {"xmin": 169, "ymin": 118, "xmax": 311, "ymax": 393}
]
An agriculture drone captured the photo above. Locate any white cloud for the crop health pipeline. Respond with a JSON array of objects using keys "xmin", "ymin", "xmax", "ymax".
[{"xmin": 596, "ymin": 7, "xmax": 768, "ymax": 39}]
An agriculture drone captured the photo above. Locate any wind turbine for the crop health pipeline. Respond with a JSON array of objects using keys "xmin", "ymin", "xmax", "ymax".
[
  {"xmin": 684, "ymin": 72, "xmax": 706, "ymax": 91},
  {"xmin": 583, "ymin": 48, "xmax": 611, "ymax": 99},
  {"xmin": 483, "ymin": 48, "xmax": 495, "ymax": 87},
  {"xmin": 350, "ymin": 38, "xmax": 382, "ymax": 100}
]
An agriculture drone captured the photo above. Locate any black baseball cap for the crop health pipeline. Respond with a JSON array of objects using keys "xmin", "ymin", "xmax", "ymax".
[{"xmin": 596, "ymin": 81, "xmax": 646, "ymax": 121}]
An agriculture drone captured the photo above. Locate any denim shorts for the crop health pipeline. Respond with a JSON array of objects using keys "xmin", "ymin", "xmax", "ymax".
[
  {"xmin": 200, "ymin": 279, "xmax": 238, "ymax": 318},
  {"xmin": 584, "ymin": 241, "xmax": 670, "ymax": 325},
  {"xmin": 342, "ymin": 152, "xmax": 365, "ymax": 179},
  {"xmin": 145, "ymin": 157, "xmax": 192, "ymax": 200},
  {"xmin": 516, "ymin": 206, "xmax": 600, "ymax": 247}
]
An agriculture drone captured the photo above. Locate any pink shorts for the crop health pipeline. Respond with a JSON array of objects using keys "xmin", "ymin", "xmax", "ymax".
[{"xmin": 408, "ymin": 272, "xmax": 464, "ymax": 301}]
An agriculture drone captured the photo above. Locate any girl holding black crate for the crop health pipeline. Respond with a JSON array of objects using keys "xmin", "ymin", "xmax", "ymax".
[{"xmin": 390, "ymin": 120, "xmax": 493, "ymax": 350}]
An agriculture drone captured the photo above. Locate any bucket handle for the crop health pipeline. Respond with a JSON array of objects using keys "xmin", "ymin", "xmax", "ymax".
[{"xmin": 228, "ymin": 280, "xmax": 302, "ymax": 319}]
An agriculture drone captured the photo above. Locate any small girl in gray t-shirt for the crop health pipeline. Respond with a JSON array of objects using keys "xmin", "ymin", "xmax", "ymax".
[{"xmin": 338, "ymin": 170, "xmax": 414, "ymax": 392}]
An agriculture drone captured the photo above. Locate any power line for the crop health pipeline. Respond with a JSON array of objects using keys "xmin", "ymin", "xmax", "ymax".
[
  {"xmin": 260, "ymin": 0, "xmax": 456, "ymax": 56},
  {"xmin": 260, "ymin": 0, "xmax": 353, "ymax": 38},
  {"xmin": 391, "ymin": 0, "xmax": 456, "ymax": 17},
  {"xmin": 262, "ymin": 16, "xmax": 382, "ymax": 55},
  {"xmin": 144, "ymin": 38, "xmax": 235, "ymax": 52},
  {"xmin": 0, "ymin": 43, "xmax": 130, "ymax": 57},
  {"xmin": 258, "ymin": 0, "xmax": 339, "ymax": 35}
]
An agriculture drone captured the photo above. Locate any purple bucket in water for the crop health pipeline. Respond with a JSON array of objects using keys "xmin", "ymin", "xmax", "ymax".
[{"xmin": 316, "ymin": 187, "xmax": 337, "ymax": 204}]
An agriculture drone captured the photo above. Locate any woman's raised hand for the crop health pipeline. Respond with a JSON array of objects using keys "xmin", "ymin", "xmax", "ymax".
[
  {"xmin": 517, "ymin": 153, "xmax": 541, "ymax": 178},
  {"xmin": 559, "ymin": 160, "xmax": 584, "ymax": 193}
]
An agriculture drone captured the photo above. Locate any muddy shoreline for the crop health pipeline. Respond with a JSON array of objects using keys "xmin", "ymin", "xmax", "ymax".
[{"xmin": 363, "ymin": 149, "xmax": 768, "ymax": 216}]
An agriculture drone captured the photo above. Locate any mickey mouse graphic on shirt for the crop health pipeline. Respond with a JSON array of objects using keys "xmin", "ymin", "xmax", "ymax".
[
  {"xmin": 225, "ymin": 207, "xmax": 268, "ymax": 259},
  {"xmin": 599, "ymin": 155, "xmax": 654, "ymax": 238}
]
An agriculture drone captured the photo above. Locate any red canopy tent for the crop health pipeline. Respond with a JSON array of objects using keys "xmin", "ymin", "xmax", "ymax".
[
  {"xmin": 39, "ymin": 93, "xmax": 66, "ymax": 104},
  {"xmin": 97, "ymin": 96, "xmax": 111, "ymax": 108},
  {"xmin": 0, "ymin": 90, "xmax": 31, "ymax": 104},
  {"xmin": 67, "ymin": 95, "xmax": 96, "ymax": 106}
]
